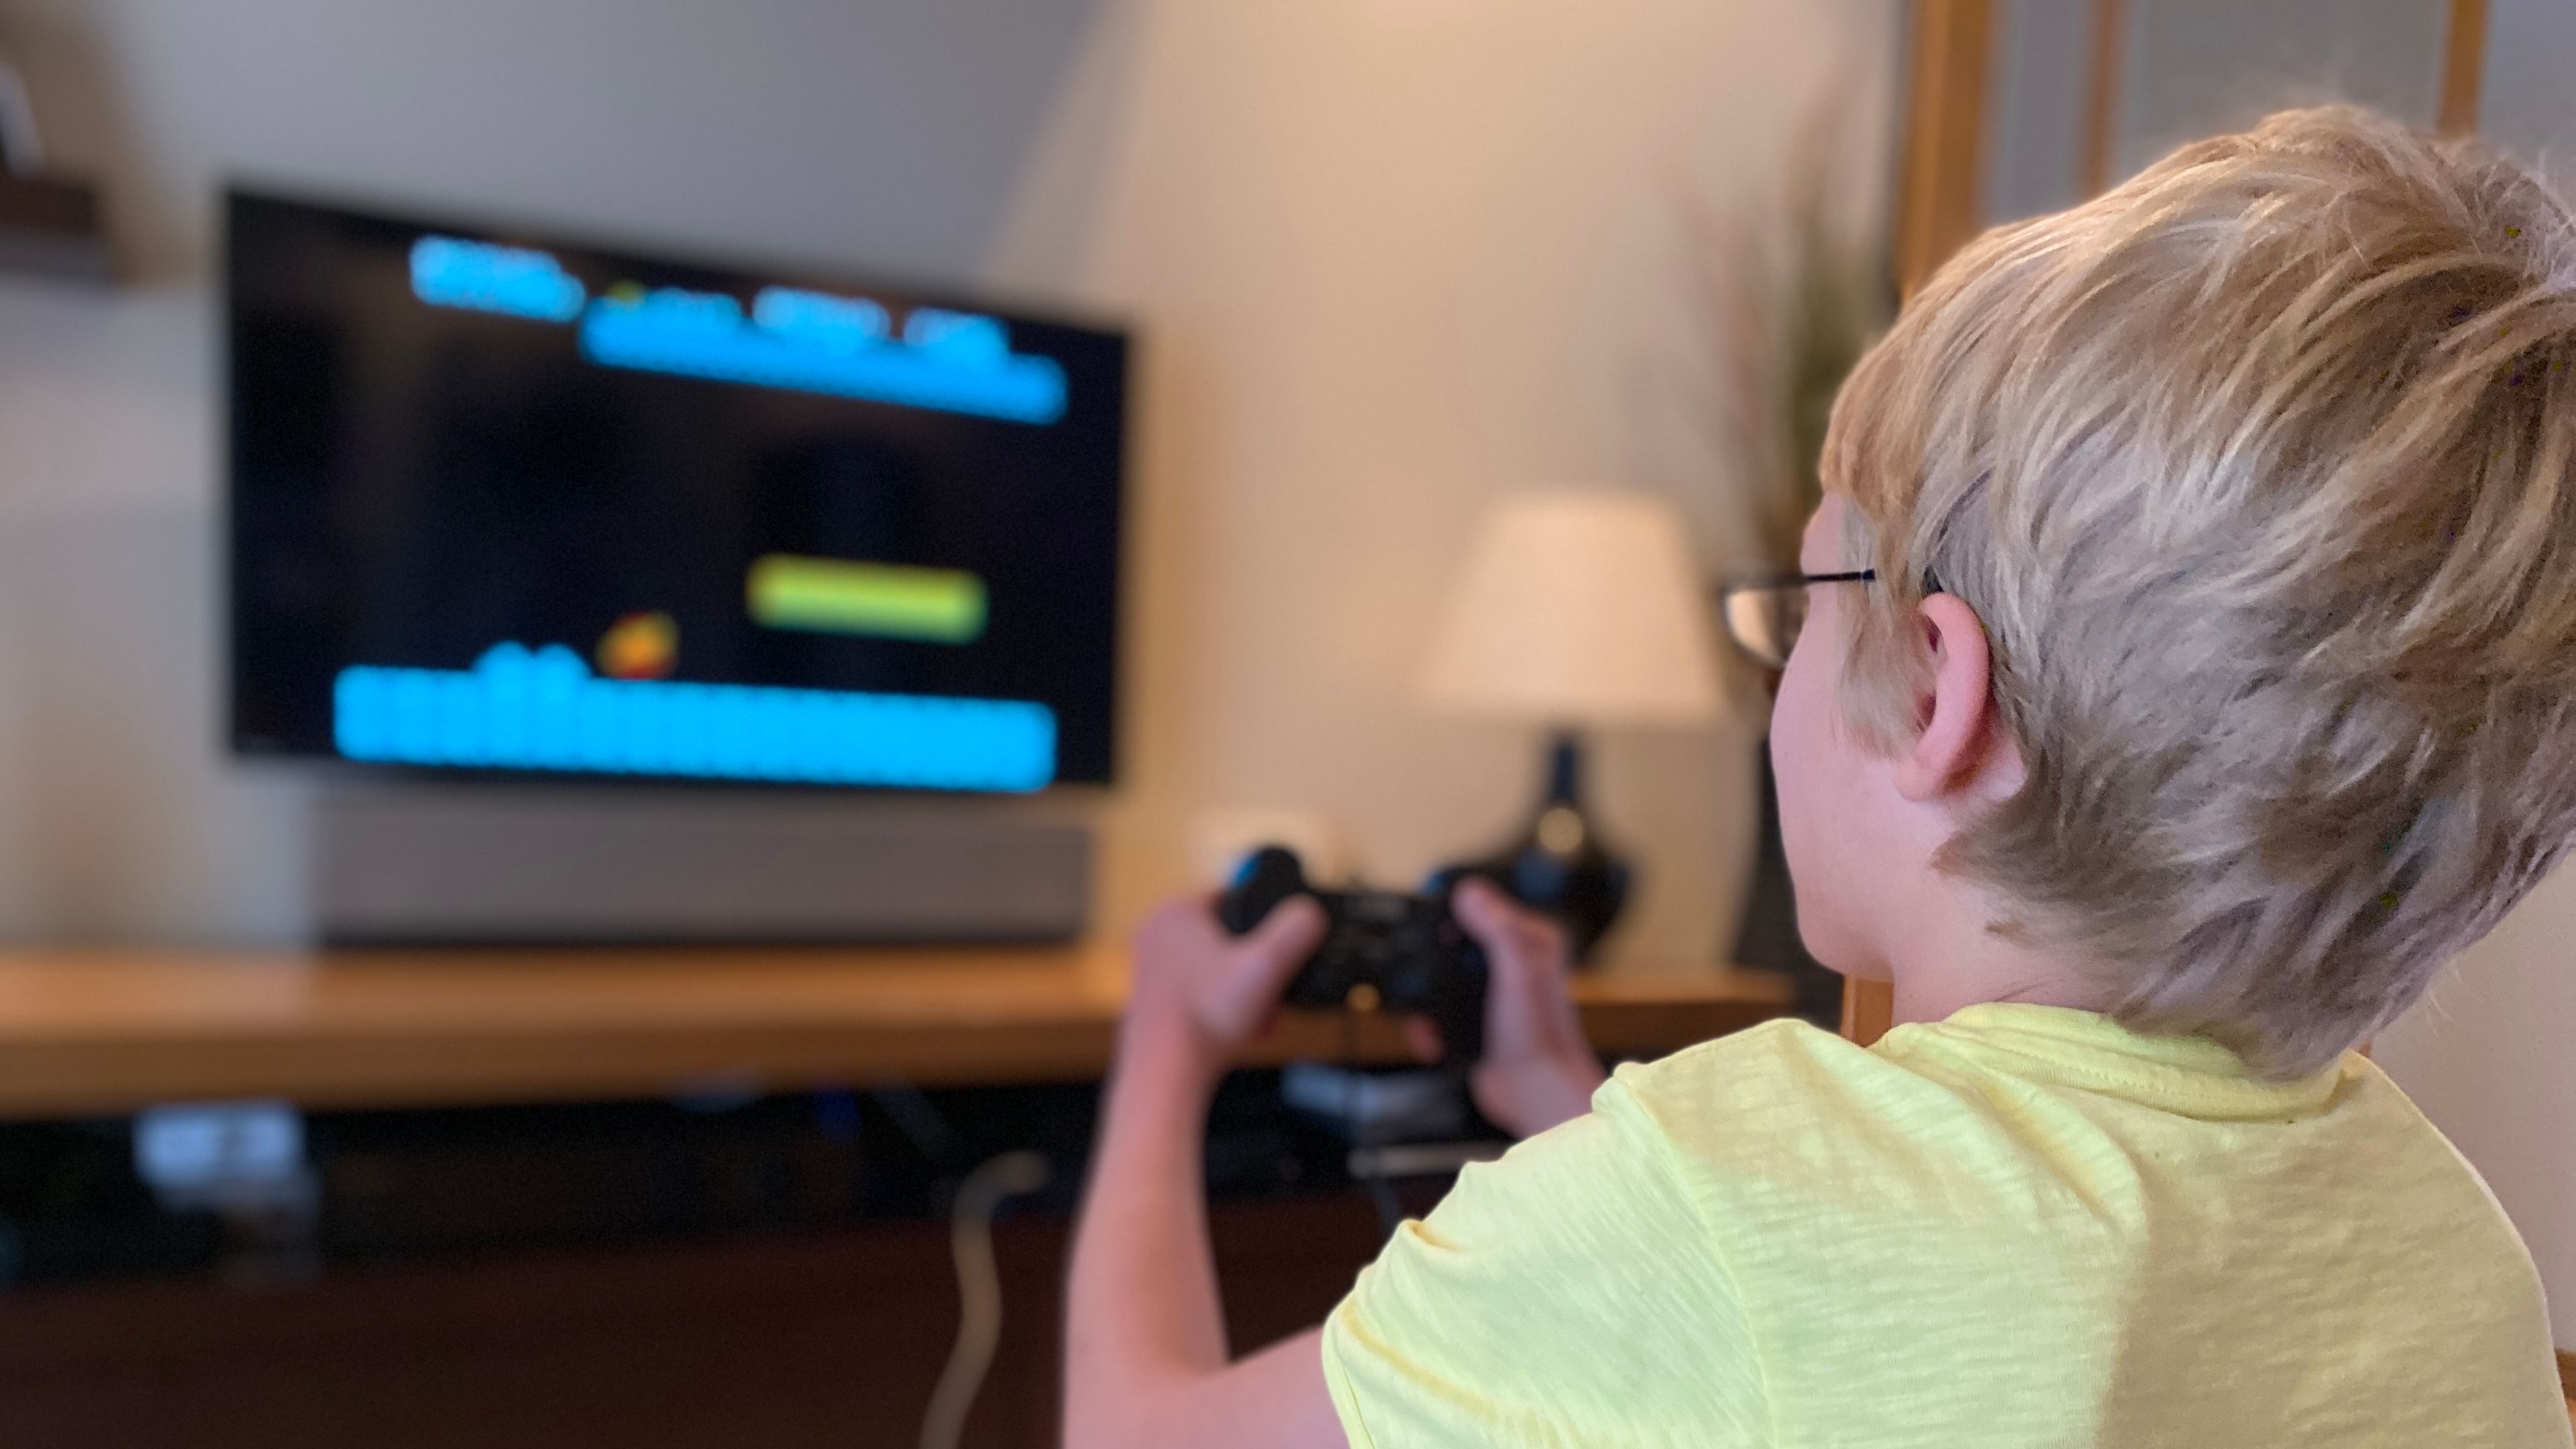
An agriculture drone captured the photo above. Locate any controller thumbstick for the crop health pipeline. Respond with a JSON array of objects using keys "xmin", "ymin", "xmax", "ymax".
[{"xmin": 1219, "ymin": 845, "xmax": 1309, "ymax": 935}]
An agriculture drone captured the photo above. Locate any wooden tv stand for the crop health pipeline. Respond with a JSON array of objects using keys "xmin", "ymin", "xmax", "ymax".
[{"xmin": 0, "ymin": 944, "xmax": 1795, "ymax": 1118}]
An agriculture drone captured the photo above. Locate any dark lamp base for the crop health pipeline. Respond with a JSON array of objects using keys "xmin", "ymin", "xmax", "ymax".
[{"xmin": 1431, "ymin": 731, "xmax": 1629, "ymax": 965}]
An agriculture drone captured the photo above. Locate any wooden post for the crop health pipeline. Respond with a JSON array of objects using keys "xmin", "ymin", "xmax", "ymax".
[
  {"xmin": 1839, "ymin": 970, "xmax": 1897, "ymax": 1047},
  {"xmin": 2080, "ymin": 0, "xmax": 2127, "ymax": 198},
  {"xmin": 1892, "ymin": 0, "xmax": 1995, "ymax": 300},
  {"xmin": 2438, "ymin": 0, "xmax": 2487, "ymax": 137},
  {"xmin": 1845, "ymin": 0, "xmax": 1999, "ymax": 1048}
]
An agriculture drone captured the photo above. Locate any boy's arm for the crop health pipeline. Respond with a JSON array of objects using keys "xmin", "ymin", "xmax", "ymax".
[
  {"xmin": 1062, "ymin": 897, "xmax": 1346, "ymax": 1449},
  {"xmin": 1062, "ymin": 886, "xmax": 1603, "ymax": 1448}
]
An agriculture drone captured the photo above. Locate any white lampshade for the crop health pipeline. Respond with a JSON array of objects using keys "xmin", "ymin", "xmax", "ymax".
[{"xmin": 1419, "ymin": 490, "xmax": 1721, "ymax": 727}]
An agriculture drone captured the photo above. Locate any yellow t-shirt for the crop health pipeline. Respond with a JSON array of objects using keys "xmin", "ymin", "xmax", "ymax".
[{"xmin": 1322, "ymin": 1006, "xmax": 2570, "ymax": 1447}]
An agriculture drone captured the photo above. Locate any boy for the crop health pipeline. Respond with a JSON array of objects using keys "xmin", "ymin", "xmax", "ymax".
[{"xmin": 1063, "ymin": 107, "xmax": 2576, "ymax": 1446}]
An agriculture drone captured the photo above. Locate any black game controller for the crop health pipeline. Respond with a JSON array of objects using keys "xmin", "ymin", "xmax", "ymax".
[{"xmin": 1216, "ymin": 846, "xmax": 1489, "ymax": 1066}]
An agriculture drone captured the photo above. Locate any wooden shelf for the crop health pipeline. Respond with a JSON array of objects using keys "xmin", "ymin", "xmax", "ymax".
[{"xmin": 0, "ymin": 945, "xmax": 1796, "ymax": 1118}]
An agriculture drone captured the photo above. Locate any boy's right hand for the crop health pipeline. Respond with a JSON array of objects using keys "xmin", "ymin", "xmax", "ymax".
[{"xmin": 1413, "ymin": 877, "xmax": 1607, "ymax": 1139}]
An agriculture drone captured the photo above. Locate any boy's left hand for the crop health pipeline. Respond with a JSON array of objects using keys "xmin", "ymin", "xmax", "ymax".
[
  {"xmin": 1122, "ymin": 892, "xmax": 1328, "ymax": 1087},
  {"xmin": 1428, "ymin": 878, "xmax": 1606, "ymax": 1138}
]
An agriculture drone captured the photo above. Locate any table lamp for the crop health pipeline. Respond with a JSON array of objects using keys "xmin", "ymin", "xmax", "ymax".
[{"xmin": 1419, "ymin": 490, "xmax": 1721, "ymax": 960}]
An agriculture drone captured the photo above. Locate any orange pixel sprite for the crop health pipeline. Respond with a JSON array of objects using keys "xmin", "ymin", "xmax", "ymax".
[{"xmin": 595, "ymin": 611, "xmax": 679, "ymax": 680}]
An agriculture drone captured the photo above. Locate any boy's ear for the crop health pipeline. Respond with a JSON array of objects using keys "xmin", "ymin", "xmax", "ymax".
[{"xmin": 1890, "ymin": 593, "xmax": 2019, "ymax": 803}]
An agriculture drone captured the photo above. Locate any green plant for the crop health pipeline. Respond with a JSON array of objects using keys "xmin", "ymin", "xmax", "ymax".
[{"xmin": 1688, "ymin": 112, "xmax": 1896, "ymax": 576}]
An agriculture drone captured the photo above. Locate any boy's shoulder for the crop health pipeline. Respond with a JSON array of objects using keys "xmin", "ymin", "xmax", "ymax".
[
  {"xmin": 1609, "ymin": 1013, "xmax": 1878, "ymax": 1095},
  {"xmin": 1597, "ymin": 1014, "xmax": 1927, "ymax": 1150},
  {"xmin": 1589, "ymin": 1016, "xmax": 1990, "ymax": 1220},
  {"xmin": 1593, "ymin": 1010, "xmax": 2498, "ymax": 1244}
]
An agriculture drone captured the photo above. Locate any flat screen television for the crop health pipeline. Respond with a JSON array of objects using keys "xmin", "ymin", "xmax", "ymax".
[{"xmin": 227, "ymin": 190, "xmax": 1126, "ymax": 794}]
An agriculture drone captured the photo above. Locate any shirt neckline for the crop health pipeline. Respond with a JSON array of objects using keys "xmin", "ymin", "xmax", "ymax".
[{"xmin": 1879, "ymin": 1002, "xmax": 2347, "ymax": 1121}]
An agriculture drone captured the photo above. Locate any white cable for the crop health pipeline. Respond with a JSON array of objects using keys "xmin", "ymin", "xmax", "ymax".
[
  {"xmin": 918, "ymin": 1150, "xmax": 1051, "ymax": 1449},
  {"xmin": 0, "ymin": 56, "xmax": 43, "ymax": 176}
]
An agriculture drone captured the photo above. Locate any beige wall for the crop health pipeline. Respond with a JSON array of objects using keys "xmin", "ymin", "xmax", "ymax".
[
  {"xmin": 0, "ymin": 0, "xmax": 1895, "ymax": 959},
  {"xmin": 985, "ymin": 1, "xmax": 1896, "ymax": 955}
]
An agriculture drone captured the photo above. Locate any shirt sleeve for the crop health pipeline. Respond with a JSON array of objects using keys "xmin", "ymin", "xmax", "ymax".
[{"xmin": 1319, "ymin": 1080, "xmax": 1768, "ymax": 1449}]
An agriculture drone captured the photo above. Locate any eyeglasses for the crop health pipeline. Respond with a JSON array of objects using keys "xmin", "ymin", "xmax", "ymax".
[{"xmin": 1717, "ymin": 570, "xmax": 1876, "ymax": 670}]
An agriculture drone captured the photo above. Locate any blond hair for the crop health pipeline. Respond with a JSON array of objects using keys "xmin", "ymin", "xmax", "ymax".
[{"xmin": 1823, "ymin": 106, "xmax": 2576, "ymax": 1076}]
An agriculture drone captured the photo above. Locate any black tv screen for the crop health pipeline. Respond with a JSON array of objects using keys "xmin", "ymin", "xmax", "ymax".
[{"xmin": 227, "ymin": 190, "xmax": 1124, "ymax": 793}]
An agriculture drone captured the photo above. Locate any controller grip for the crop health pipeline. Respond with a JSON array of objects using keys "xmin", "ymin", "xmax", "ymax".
[{"xmin": 1427, "ymin": 941, "xmax": 1489, "ymax": 1065}]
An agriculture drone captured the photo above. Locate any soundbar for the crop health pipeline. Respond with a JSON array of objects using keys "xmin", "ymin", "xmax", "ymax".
[{"xmin": 314, "ymin": 785, "xmax": 1091, "ymax": 945}]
